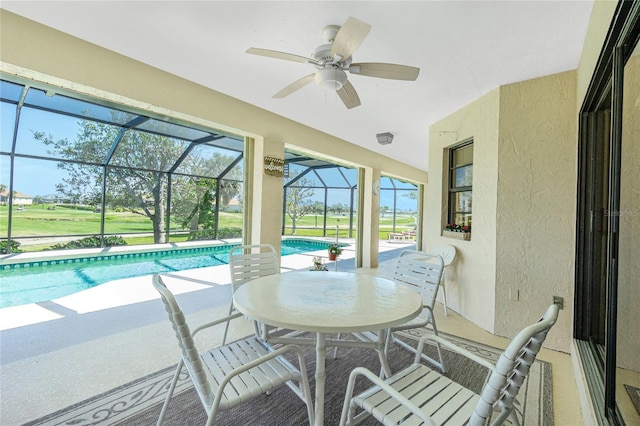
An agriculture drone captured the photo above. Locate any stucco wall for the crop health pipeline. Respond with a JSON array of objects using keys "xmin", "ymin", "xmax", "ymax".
[
  {"xmin": 427, "ymin": 91, "xmax": 500, "ymax": 333},
  {"xmin": 617, "ymin": 54, "xmax": 640, "ymax": 370},
  {"xmin": 427, "ymin": 71, "xmax": 577, "ymax": 350},
  {"xmin": 495, "ymin": 71, "xmax": 577, "ymax": 352}
]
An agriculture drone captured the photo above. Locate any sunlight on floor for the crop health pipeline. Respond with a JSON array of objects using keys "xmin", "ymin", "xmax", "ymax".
[{"xmin": 0, "ymin": 265, "xmax": 232, "ymax": 330}]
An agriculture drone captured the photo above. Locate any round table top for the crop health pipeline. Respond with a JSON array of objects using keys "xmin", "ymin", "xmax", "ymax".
[{"xmin": 233, "ymin": 271, "xmax": 423, "ymax": 334}]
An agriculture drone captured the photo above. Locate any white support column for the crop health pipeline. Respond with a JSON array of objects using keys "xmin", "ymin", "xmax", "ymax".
[
  {"xmin": 244, "ymin": 136, "xmax": 284, "ymax": 254},
  {"xmin": 359, "ymin": 167, "xmax": 380, "ymax": 268}
]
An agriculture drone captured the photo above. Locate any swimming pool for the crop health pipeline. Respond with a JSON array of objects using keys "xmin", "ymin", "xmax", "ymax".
[{"xmin": 0, "ymin": 239, "xmax": 339, "ymax": 308}]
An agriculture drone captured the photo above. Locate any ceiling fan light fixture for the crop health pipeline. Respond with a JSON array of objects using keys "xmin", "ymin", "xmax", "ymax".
[{"xmin": 315, "ymin": 68, "xmax": 347, "ymax": 91}]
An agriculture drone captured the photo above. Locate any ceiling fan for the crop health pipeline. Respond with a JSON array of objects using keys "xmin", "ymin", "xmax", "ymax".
[{"xmin": 246, "ymin": 17, "xmax": 420, "ymax": 109}]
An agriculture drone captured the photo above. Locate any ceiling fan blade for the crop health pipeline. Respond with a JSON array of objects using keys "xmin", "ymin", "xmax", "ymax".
[
  {"xmin": 330, "ymin": 17, "xmax": 371, "ymax": 60},
  {"xmin": 349, "ymin": 63, "xmax": 420, "ymax": 81},
  {"xmin": 273, "ymin": 74, "xmax": 316, "ymax": 98},
  {"xmin": 247, "ymin": 47, "xmax": 313, "ymax": 64},
  {"xmin": 337, "ymin": 80, "xmax": 361, "ymax": 109}
]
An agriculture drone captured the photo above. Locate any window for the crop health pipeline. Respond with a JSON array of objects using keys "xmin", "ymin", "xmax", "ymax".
[{"xmin": 448, "ymin": 141, "xmax": 473, "ymax": 227}]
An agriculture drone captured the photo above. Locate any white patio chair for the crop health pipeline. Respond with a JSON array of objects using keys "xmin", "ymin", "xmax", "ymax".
[
  {"xmin": 152, "ymin": 274, "xmax": 314, "ymax": 426},
  {"xmin": 333, "ymin": 250, "xmax": 445, "ymax": 371},
  {"xmin": 222, "ymin": 243, "xmax": 280, "ymax": 345},
  {"xmin": 339, "ymin": 303, "xmax": 560, "ymax": 426},
  {"xmin": 384, "ymin": 250, "xmax": 446, "ymax": 372},
  {"xmin": 429, "ymin": 245, "xmax": 457, "ymax": 316}
]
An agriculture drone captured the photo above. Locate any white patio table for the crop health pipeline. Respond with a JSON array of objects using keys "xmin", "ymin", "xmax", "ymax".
[{"xmin": 232, "ymin": 270, "xmax": 422, "ymax": 426}]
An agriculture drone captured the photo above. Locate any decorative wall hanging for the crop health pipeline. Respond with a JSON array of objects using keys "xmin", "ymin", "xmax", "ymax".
[{"xmin": 263, "ymin": 156, "xmax": 285, "ymax": 177}]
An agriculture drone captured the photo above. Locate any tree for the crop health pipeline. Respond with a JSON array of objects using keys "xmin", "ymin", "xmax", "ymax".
[
  {"xmin": 402, "ymin": 190, "xmax": 418, "ymax": 200},
  {"xmin": 380, "ymin": 205, "xmax": 390, "ymax": 218},
  {"xmin": 170, "ymin": 153, "xmax": 243, "ymax": 235},
  {"xmin": 328, "ymin": 203, "xmax": 348, "ymax": 215},
  {"xmin": 34, "ymin": 117, "xmax": 241, "ymax": 244},
  {"xmin": 177, "ymin": 177, "xmax": 217, "ymax": 233},
  {"xmin": 284, "ymin": 173, "xmax": 316, "ymax": 235}
]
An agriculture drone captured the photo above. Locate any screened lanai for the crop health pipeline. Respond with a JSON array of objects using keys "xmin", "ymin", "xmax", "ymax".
[
  {"xmin": 1, "ymin": 77, "xmax": 417, "ymax": 254},
  {"xmin": 283, "ymin": 152, "xmax": 418, "ymax": 240}
]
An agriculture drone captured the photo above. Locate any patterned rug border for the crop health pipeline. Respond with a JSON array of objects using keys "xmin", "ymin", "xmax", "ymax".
[
  {"xmin": 23, "ymin": 330, "xmax": 553, "ymax": 425},
  {"xmin": 625, "ymin": 384, "xmax": 640, "ymax": 415}
]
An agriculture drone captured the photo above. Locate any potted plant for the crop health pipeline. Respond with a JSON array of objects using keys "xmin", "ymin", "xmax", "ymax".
[
  {"xmin": 443, "ymin": 223, "xmax": 471, "ymax": 240},
  {"xmin": 328, "ymin": 243, "xmax": 342, "ymax": 261}
]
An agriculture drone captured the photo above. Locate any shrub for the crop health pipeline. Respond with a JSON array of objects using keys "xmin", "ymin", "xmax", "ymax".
[
  {"xmin": 186, "ymin": 227, "xmax": 242, "ymax": 241},
  {"xmin": 0, "ymin": 239, "xmax": 22, "ymax": 254},
  {"xmin": 48, "ymin": 235, "xmax": 128, "ymax": 250}
]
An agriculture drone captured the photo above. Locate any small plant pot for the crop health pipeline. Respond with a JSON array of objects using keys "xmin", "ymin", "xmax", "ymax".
[
  {"xmin": 328, "ymin": 252, "xmax": 337, "ymax": 261},
  {"xmin": 443, "ymin": 230, "xmax": 471, "ymax": 241}
]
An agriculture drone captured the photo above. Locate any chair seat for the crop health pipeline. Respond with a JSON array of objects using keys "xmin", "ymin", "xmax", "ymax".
[
  {"xmin": 197, "ymin": 336, "xmax": 302, "ymax": 411},
  {"xmin": 342, "ymin": 305, "xmax": 560, "ymax": 426},
  {"xmin": 354, "ymin": 364, "xmax": 479, "ymax": 426}
]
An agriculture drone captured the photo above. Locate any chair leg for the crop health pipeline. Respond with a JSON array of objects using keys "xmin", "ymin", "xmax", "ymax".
[
  {"xmin": 279, "ymin": 346, "xmax": 316, "ymax": 425},
  {"xmin": 333, "ymin": 333, "xmax": 342, "ymax": 359},
  {"xmin": 430, "ymin": 317, "xmax": 446, "ymax": 373},
  {"xmin": 339, "ymin": 370, "xmax": 360, "ymax": 426},
  {"xmin": 441, "ymin": 282, "xmax": 449, "ymax": 316},
  {"xmin": 156, "ymin": 360, "xmax": 183, "ymax": 426},
  {"xmin": 221, "ymin": 301, "xmax": 234, "ymax": 345},
  {"xmin": 390, "ymin": 316, "xmax": 446, "ymax": 373},
  {"xmin": 508, "ymin": 407, "xmax": 521, "ymax": 426}
]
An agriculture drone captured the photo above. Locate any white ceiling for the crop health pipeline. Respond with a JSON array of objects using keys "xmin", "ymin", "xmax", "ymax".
[{"xmin": 3, "ymin": 1, "xmax": 594, "ymax": 172}]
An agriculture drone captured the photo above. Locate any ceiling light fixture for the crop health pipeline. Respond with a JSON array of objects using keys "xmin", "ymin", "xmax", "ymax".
[
  {"xmin": 315, "ymin": 67, "xmax": 348, "ymax": 91},
  {"xmin": 376, "ymin": 132, "xmax": 394, "ymax": 145}
]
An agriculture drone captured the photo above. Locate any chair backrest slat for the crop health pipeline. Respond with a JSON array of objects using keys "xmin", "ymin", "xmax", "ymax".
[
  {"xmin": 393, "ymin": 250, "xmax": 444, "ymax": 310},
  {"xmin": 229, "ymin": 244, "xmax": 279, "ymax": 288},
  {"xmin": 470, "ymin": 303, "xmax": 560, "ymax": 426}
]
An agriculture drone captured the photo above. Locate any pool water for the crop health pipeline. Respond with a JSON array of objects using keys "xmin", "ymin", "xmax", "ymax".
[{"xmin": 0, "ymin": 239, "xmax": 336, "ymax": 308}]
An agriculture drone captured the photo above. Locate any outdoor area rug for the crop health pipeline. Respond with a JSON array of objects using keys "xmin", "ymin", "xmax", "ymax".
[
  {"xmin": 625, "ymin": 384, "xmax": 640, "ymax": 415},
  {"xmin": 23, "ymin": 330, "xmax": 553, "ymax": 425}
]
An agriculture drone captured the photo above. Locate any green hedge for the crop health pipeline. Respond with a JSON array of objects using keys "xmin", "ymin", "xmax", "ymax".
[
  {"xmin": 48, "ymin": 235, "xmax": 128, "ymax": 250},
  {"xmin": 187, "ymin": 227, "xmax": 242, "ymax": 241}
]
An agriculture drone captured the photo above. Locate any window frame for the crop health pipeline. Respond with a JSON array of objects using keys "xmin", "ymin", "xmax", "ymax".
[{"xmin": 447, "ymin": 139, "xmax": 473, "ymax": 227}]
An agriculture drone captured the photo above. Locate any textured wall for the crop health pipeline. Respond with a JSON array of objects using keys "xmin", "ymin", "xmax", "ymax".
[
  {"xmin": 427, "ymin": 71, "xmax": 577, "ymax": 351},
  {"xmin": 617, "ymin": 54, "xmax": 640, "ymax": 371},
  {"xmin": 495, "ymin": 71, "xmax": 577, "ymax": 352},
  {"xmin": 427, "ymin": 91, "xmax": 500, "ymax": 333}
]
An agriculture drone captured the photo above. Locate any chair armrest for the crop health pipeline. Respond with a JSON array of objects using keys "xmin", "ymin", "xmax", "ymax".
[
  {"xmin": 192, "ymin": 312, "xmax": 245, "ymax": 337},
  {"xmin": 344, "ymin": 367, "xmax": 437, "ymax": 426},
  {"xmin": 415, "ymin": 334, "xmax": 496, "ymax": 372}
]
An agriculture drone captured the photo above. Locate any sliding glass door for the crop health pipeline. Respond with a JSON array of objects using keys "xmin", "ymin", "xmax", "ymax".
[{"xmin": 575, "ymin": 2, "xmax": 639, "ymax": 424}]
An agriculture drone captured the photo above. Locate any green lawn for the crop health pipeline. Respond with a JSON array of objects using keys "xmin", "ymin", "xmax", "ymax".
[
  {"xmin": 283, "ymin": 213, "xmax": 416, "ymax": 241},
  {"xmin": 1, "ymin": 205, "xmax": 415, "ymax": 252}
]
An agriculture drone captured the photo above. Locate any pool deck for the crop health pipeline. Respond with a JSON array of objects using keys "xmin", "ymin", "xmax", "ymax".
[{"xmin": 0, "ymin": 239, "xmax": 417, "ymax": 425}]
